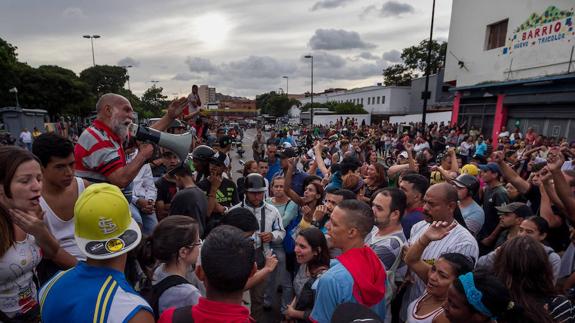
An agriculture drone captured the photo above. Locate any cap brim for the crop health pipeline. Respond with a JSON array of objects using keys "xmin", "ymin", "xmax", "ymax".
[
  {"xmin": 75, "ymin": 218, "xmax": 142, "ymax": 260},
  {"xmin": 495, "ymin": 205, "xmax": 513, "ymax": 213},
  {"xmin": 452, "ymin": 180, "xmax": 466, "ymax": 188}
]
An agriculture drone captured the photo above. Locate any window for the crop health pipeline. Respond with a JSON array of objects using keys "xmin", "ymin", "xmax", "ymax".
[
  {"xmin": 485, "ymin": 19, "xmax": 508, "ymax": 50},
  {"xmin": 368, "ymin": 97, "xmax": 371, "ymax": 105},
  {"xmin": 376, "ymin": 97, "xmax": 380, "ymax": 104},
  {"xmin": 382, "ymin": 96, "xmax": 385, "ymax": 104},
  {"xmin": 361, "ymin": 98, "xmax": 364, "ymax": 105}
]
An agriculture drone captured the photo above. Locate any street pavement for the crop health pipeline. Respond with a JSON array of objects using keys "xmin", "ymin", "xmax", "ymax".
[{"xmin": 229, "ymin": 127, "xmax": 257, "ymax": 182}]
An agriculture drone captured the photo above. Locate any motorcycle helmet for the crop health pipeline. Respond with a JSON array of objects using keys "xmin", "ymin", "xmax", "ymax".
[
  {"xmin": 453, "ymin": 174, "xmax": 480, "ymax": 196},
  {"xmin": 191, "ymin": 145, "xmax": 215, "ymax": 161},
  {"xmin": 245, "ymin": 173, "xmax": 267, "ymax": 193}
]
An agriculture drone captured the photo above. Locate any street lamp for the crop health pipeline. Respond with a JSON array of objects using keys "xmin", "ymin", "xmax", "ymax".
[
  {"xmin": 150, "ymin": 80, "xmax": 159, "ymax": 87},
  {"xmin": 304, "ymin": 55, "xmax": 314, "ymax": 126},
  {"xmin": 421, "ymin": 0, "xmax": 436, "ymax": 126},
  {"xmin": 121, "ymin": 65, "xmax": 133, "ymax": 91},
  {"xmin": 282, "ymin": 76, "xmax": 289, "ymax": 96},
  {"xmin": 82, "ymin": 35, "xmax": 101, "ymax": 67}
]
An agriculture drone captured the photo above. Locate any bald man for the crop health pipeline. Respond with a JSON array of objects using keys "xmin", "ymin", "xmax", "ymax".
[
  {"xmin": 399, "ymin": 183, "xmax": 479, "ymax": 320},
  {"xmin": 75, "ymin": 93, "xmax": 187, "ymax": 188}
]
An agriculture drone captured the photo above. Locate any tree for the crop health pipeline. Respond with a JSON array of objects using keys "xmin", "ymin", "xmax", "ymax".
[
  {"xmin": 79, "ymin": 65, "xmax": 128, "ymax": 95},
  {"xmin": 140, "ymin": 86, "xmax": 168, "ymax": 118},
  {"xmin": 401, "ymin": 39, "xmax": 447, "ymax": 74},
  {"xmin": 256, "ymin": 91, "xmax": 300, "ymax": 117},
  {"xmin": 383, "ymin": 64, "xmax": 415, "ymax": 86},
  {"xmin": 18, "ymin": 65, "xmax": 92, "ymax": 117},
  {"xmin": 0, "ymin": 38, "xmax": 23, "ymax": 108}
]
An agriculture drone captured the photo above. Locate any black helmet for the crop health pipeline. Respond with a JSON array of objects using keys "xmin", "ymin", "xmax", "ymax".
[
  {"xmin": 245, "ymin": 173, "xmax": 267, "ymax": 193},
  {"xmin": 191, "ymin": 145, "xmax": 215, "ymax": 161},
  {"xmin": 453, "ymin": 174, "xmax": 480, "ymax": 196}
]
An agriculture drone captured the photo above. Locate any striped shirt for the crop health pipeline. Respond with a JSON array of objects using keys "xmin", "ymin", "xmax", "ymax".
[
  {"xmin": 75, "ymin": 120, "xmax": 126, "ymax": 183},
  {"xmin": 39, "ymin": 261, "xmax": 151, "ymax": 323},
  {"xmin": 400, "ymin": 220, "xmax": 479, "ymax": 321}
]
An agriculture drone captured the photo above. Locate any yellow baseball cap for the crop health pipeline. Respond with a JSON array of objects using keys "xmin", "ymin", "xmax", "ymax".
[
  {"xmin": 461, "ymin": 164, "xmax": 480, "ymax": 176},
  {"xmin": 74, "ymin": 183, "xmax": 142, "ymax": 260}
]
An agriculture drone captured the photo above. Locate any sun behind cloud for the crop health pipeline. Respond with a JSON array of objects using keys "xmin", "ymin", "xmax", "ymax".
[{"xmin": 194, "ymin": 12, "xmax": 232, "ymax": 49}]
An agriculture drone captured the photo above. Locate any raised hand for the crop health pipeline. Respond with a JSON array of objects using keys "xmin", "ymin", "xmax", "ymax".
[
  {"xmin": 422, "ymin": 221, "xmax": 457, "ymax": 243},
  {"xmin": 166, "ymin": 97, "xmax": 188, "ymax": 119},
  {"xmin": 9, "ymin": 209, "xmax": 47, "ymax": 237},
  {"xmin": 547, "ymin": 150, "xmax": 565, "ymax": 173},
  {"xmin": 263, "ymin": 253, "xmax": 278, "ymax": 272}
]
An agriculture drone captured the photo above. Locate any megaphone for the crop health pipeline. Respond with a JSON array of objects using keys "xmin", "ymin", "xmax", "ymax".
[{"xmin": 129, "ymin": 124, "xmax": 192, "ymax": 161}]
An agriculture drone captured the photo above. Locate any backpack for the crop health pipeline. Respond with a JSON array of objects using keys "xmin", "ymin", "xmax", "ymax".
[
  {"xmin": 140, "ymin": 275, "xmax": 191, "ymax": 320},
  {"xmin": 383, "ymin": 235, "xmax": 404, "ymax": 304}
]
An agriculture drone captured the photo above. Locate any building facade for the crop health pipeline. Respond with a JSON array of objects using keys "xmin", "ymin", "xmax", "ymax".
[
  {"xmin": 299, "ymin": 85, "xmax": 411, "ymax": 124},
  {"xmin": 445, "ymin": 1, "xmax": 575, "ymax": 139},
  {"xmin": 198, "ymin": 85, "xmax": 217, "ymax": 107}
]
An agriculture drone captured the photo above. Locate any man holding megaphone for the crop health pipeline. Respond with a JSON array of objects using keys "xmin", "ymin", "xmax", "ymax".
[{"xmin": 75, "ymin": 93, "xmax": 188, "ymax": 189}]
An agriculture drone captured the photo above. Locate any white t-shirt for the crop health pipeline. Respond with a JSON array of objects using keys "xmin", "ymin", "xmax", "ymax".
[
  {"xmin": 0, "ymin": 234, "xmax": 42, "ymax": 318},
  {"xmin": 41, "ymin": 177, "xmax": 86, "ymax": 260},
  {"xmin": 19, "ymin": 131, "xmax": 32, "ymax": 143},
  {"xmin": 400, "ymin": 221, "xmax": 478, "ymax": 321}
]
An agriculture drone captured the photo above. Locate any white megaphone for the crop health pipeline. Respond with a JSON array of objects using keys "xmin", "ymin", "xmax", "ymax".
[{"xmin": 128, "ymin": 124, "xmax": 192, "ymax": 161}]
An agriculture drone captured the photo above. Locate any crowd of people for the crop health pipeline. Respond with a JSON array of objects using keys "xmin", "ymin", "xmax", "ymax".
[{"xmin": 1, "ymin": 91, "xmax": 575, "ymax": 323}]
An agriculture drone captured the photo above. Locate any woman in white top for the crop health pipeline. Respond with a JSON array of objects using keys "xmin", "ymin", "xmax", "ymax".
[
  {"xmin": 0, "ymin": 146, "xmax": 66, "ymax": 321},
  {"xmin": 142, "ymin": 215, "xmax": 202, "ymax": 318},
  {"xmin": 404, "ymin": 221, "xmax": 474, "ymax": 323}
]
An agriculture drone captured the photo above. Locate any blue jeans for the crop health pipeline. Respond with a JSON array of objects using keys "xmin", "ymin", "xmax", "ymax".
[{"xmin": 129, "ymin": 204, "xmax": 158, "ymax": 235}]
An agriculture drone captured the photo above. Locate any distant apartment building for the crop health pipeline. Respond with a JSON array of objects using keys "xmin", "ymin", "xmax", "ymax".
[
  {"xmin": 198, "ymin": 85, "xmax": 217, "ymax": 107},
  {"xmin": 445, "ymin": 1, "xmax": 575, "ymax": 139}
]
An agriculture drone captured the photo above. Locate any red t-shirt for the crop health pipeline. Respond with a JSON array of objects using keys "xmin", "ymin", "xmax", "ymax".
[
  {"xmin": 158, "ymin": 297, "xmax": 255, "ymax": 323},
  {"xmin": 74, "ymin": 120, "xmax": 126, "ymax": 183}
]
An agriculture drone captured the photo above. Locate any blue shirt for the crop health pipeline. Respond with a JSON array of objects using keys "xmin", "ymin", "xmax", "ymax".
[
  {"xmin": 266, "ymin": 158, "xmax": 281, "ymax": 182},
  {"xmin": 401, "ymin": 209, "xmax": 425, "ymax": 240},
  {"xmin": 311, "ymin": 259, "xmax": 386, "ymax": 322},
  {"xmin": 39, "ymin": 262, "xmax": 152, "ymax": 323},
  {"xmin": 273, "ymin": 168, "xmax": 309, "ymax": 196},
  {"xmin": 475, "ymin": 142, "xmax": 487, "ymax": 156}
]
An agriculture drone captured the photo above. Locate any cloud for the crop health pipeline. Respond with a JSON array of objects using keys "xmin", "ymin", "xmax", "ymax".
[
  {"xmin": 359, "ymin": 5, "xmax": 377, "ymax": 20},
  {"xmin": 357, "ymin": 52, "xmax": 380, "ymax": 60},
  {"xmin": 62, "ymin": 7, "xmax": 85, "ymax": 19},
  {"xmin": 184, "ymin": 57, "xmax": 218, "ymax": 74},
  {"xmin": 222, "ymin": 56, "xmax": 298, "ymax": 79},
  {"xmin": 172, "ymin": 73, "xmax": 195, "ymax": 81},
  {"xmin": 311, "ymin": 0, "xmax": 352, "ymax": 11},
  {"xmin": 380, "ymin": 1, "xmax": 415, "ymax": 17},
  {"xmin": 382, "ymin": 49, "xmax": 402, "ymax": 63},
  {"xmin": 117, "ymin": 57, "xmax": 140, "ymax": 67},
  {"xmin": 309, "ymin": 29, "xmax": 375, "ymax": 50}
]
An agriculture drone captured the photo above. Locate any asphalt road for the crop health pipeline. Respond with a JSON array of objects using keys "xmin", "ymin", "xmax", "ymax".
[{"xmin": 229, "ymin": 127, "xmax": 257, "ymax": 182}]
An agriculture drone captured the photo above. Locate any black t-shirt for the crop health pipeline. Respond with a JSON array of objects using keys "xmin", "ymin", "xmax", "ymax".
[
  {"xmin": 155, "ymin": 176, "xmax": 178, "ymax": 204},
  {"xmin": 150, "ymin": 163, "xmax": 167, "ymax": 178},
  {"xmin": 169, "ymin": 186, "xmax": 208, "ymax": 238},
  {"xmin": 197, "ymin": 177, "xmax": 240, "ymax": 216},
  {"xmin": 479, "ymin": 184, "xmax": 509, "ymax": 254}
]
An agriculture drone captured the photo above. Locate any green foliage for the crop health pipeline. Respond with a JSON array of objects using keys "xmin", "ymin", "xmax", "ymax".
[
  {"xmin": 79, "ymin": 65, "xmax": 129, "ymax": 95},
  {"xmin": 383, "ymin": 64, "xmax": 415, "ymax": 86},
  {"xmin": 401, "ymin": 39, "xmax": 447, "ymax": 74},
  {"xmin": 140, "ymin": 86, "xmax": 168, "ymax": 118},
  {"xmin": 256, "ymin": 91, "xmax": 300, "ymax": 117},
  {"xmin": 0, "ymin": 37, "xmax": 148, "ymax": 119}
]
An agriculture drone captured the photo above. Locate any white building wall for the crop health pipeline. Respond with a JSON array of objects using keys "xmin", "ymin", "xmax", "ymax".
[
  {"xmin": 299, "ymin": 86, "xmax": 411, "ymax": 115},
  {"xmin": 312, "ymin": 114, "xmax": 371, "ymax": 126},
  {"xmin": 389, "ymin": 111, "xmax": 452, "ymax": 124},
  {"xmin": 445, "ymin": 1, "xmax": 575, "ymax": 87}
]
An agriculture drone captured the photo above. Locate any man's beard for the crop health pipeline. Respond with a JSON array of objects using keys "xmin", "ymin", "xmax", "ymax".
[{"xmin": 111, "ymin": 118, "xmax": 129, "ymax": 141}]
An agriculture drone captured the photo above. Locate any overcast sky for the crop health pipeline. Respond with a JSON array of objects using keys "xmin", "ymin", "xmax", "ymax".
[{"xmin": 1, "ymin": 0, "xmax": 452, "ymax": 99}]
